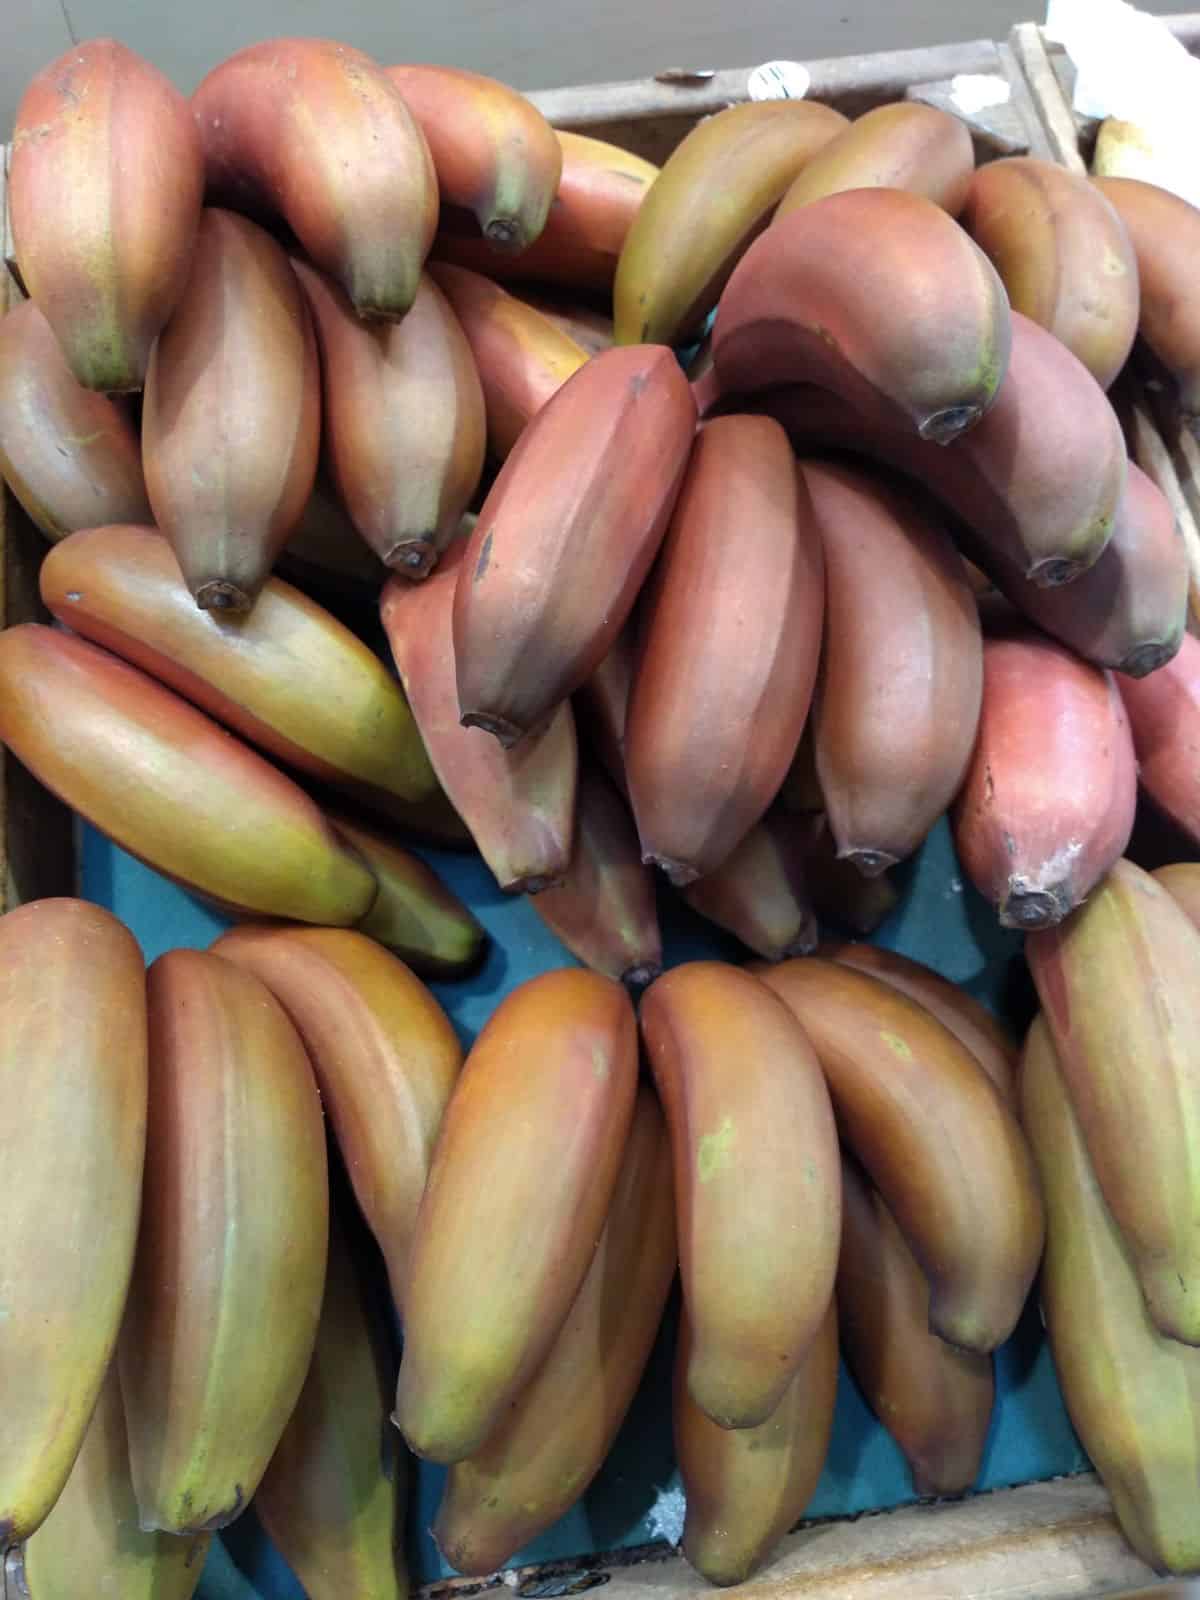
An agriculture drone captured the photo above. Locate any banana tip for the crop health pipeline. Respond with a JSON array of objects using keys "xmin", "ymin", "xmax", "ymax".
[
  {"xmin": 998, "ymin": 884, "xmax": 1072, "ymax": 931},
  {"xmin": 384, "ymin": 537, "xmax": 438, "ymax": 580},
  {"xmin": 1119, "ymin": 638, "xmax": 1181, "ymax": 678},
  {"xmin": 194, "ymin": 579, "xmax": 253, "ymax": 614},
  {"xmin": 622, "ymin": 959, "xmax": 663, "ymax": 994},
  {"xmin": 1026, "ymin": 555, "xmax": 1087, "ymax": 588},
  {"xmin": 643, "ymin": 852, "xmax": 701, "ymax": 887},
  {"xmin": 918, "ymin": 404, "xmax": 982, "ymax": 445},
  {"xmin": 482, "ymin": 216, "xmax": 526, "ymax": 253},
  {"xmin": 459, "ymin": 709, "xmax": 525, "ymax": 749},
  {"xmin": 838, "ymin": 847, "xmax": 899, "ymax": 879}
]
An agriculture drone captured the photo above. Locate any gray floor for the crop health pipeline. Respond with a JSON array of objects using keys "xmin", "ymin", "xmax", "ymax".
[{"xmin": 3, "ymin": 0, "xmax": 1198, "ymax": 137}]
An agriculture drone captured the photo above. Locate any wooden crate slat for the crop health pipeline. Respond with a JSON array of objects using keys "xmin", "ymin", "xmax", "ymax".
[{"xmin": 417, "ymin": 1478, "xmax": 1156, "ymax": 1600}]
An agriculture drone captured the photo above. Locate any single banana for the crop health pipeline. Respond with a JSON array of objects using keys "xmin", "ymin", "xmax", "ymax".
[
  {"xmin": 395, "ymin": 969, "xmax": 638, "ymax": 1463},
  {"xmin": 775, "ymin": 101, "xmax": 974, "ymax": 220},
  {"xmin": 682, "ymin": 808, "xmax": 818, "ymax": 963},
  {"xmin": 380, "ymin": 543, "xmax": 578, "ymax": 893},
  {"xmin": 436, "ymin": 130, "xmax": 658, "ymax": 292},
  {"xmin": 254, "ymin": 1207, "xmax": 408, "ymax": 1600},
  {"xmin": 821, "ymin": 942, "xmax": 1016, "ymax": 1106},
  {"xmin": 327, "ymin": 811, "xmax": 485, "ymax": 977},
  {"xmin": 386, "ymin": 64, "xmax": 561, "ymax": 253},
  {"xmin": 713, "ymin": 187, "xmax": 1011, "ymax": 445},
  {"xmin": 674, "ymin": 1297, "xmax": 838, "ymax": 1587},
  {"xmin": 0, "ymin": 899, "xmax": 146, "ymax": 1549},
  {"xmin": 1021, "ymin": 1015, "xmax": 1200, "ymax": 1574},
  {"xmin": 1119, "ymin": 631, "xmax": 1200, "ymax": 847},
  {"xmin": 1025, "ymin": 858, "xmax": 1200, "ymax": 1346},
  {"xmin": 192, "ymin": 38, "xmax": 437, "ymax": 320},
  {"xmin": 961, "ymin": 157, "xmax": 1139, "ymax": 390},
  {"xmin": 756, "ymin": 958, "xmax": 1044, "ymax": 1354},
  {"xmin": 749, "ymin": 306, "xmax": 1127, "ymax": 588},
  {"xmin": 639, "ymin": 961, "xmax": 840, "ymax": 1428},
  {"xmin": 142, "ymin": 208, "xmax": 321, "ymax": 612},
  {"xmin": 120, "ymin": 949, "xmax": 329, "ymax": 1533},
  {"xmin": 803, "ymin": 457, "xmax": 982, "ymax": 875},
  {"xmin": 40, "ymin": 523, "xmax": 438, "ymax": 807},
  {"xmin": 1094, "ymin": 176, "xmax": 1200, "ymax": 431},
  {"xmin": 531, "ymin": 763, "xmax": 663, "ymax": 987},
  {"xmin": 210, "ymin": 923, "xmax": 463, "ymax": 1312},
  {"xmin": 626, "ymin": 415, "xmax": 824, "ymax": 883},
  {"xmin": 0, "ymin": 625, "xmax": 378, "ymax": 927},
  {"xmin": 0, "ymin": 297, "xmax": 150, "ymax": 539},
  {"xmin": 838, "ymin": 1157, "xmax": 994, "ymax": 1498},
  {"xmin": 294, "ymin": 262, "xmax": 485, "ymax": 578},
  {"xmin": 19, "ymin": 1364, "xmax": 210, "ymax": 1600},
  {"xmin": 9, "ymin": 39, "xmax": 202, "ymax": 391},
  {"xmin": 429, "ymin": 263, "xmax": 589, "ymax": 459},
  {"xmin": 954, "ymin": 628, "xmax": 1137, "ymax": 930},
  {"xmin": 433, "ymin": 1085, "xmax": 675, "ymax": 1576},
  {"xmin": 453, "ymin": 345, "xmax": 696, "ymax": 747},
  {"xmin": 613, "ymin": 100, "xmax": 849, "ymax": 346}
]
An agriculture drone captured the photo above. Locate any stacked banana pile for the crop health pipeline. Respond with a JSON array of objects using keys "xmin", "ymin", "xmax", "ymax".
[{"xmin": 3, "ymin": 29, "xmax": 1200, "ymax": 1599}]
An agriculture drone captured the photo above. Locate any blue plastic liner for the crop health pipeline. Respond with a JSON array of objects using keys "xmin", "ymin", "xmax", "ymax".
[{"xmin": 81, "ymin": 815, "xmax": 1088, "ymax": 1598}]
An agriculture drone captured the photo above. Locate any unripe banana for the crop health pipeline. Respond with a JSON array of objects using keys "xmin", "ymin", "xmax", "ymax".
[
  {"xmin": 839, "ymin": 1157, "xmax": 994, "ymax": 1498},
  {"xmin": 713, "ymin": 188, "xmax": 1011, "ymax": 445},
  {"xmin": 954, "ymin": 628, "xmax": 1137, "ymax": 930},
  {"xmin": 756, "ymin": 958, "xmax": 1044, "ymax": 1354},
  {"xmin": 821, "ymin": 942, "xmax": 1016, "ymax": 1106},
  {"xmin": 0, "ymin": 899, "xmax": 147, "ymax": 1549},
  {"xmin": 436, "ymin": 131, "xmax": 658, "ymax": 292},
  {"xmin": 433, "ymin": 1086, "xmax": 675, "ymax": 1576},
  {"xmin": 20, "ymin": 1364, "xmax": 210, "ymax": 1600},
  {"xmin": 613, "ymin": 100, "xmax": 849, "ymax": 346},
  {"xmin": 1021, "ymin": 1016, "xmax": 1200, "ymax": 1575},
  {"xmin": 751, "ymin": 307, "xmax": 1127, "ymax": 587},
  {"xmin": 40, "ymin": 523, "xmax": 437, "ymax": 807},
  {"xmin": 961, "ymin": 157, "xmax": 1139, "ymax": 389},
  {"xmin": 294, "ymin": 262, "xmax": 485, "ymax": 578},
  {"xmin": 192, "ymin": 38, "xmax": 437, "ymax": 320},
  {"xmin": 674, "ymin": 1297, "xmax": 838, "ymax": 1587},
  {"xmin": 453, "ymin": 345, "xmax": 696, "ymax": 746},
  {"xmin": 430, "ymin": 263, "xmax": 589, "ymax": 459},
  {"xmin": 804, "ymin": 457, "xmax": 982, "ymax": 875},
  {"xmin": 0, "ymin": 625, "xmax": 378, "ymax": 927},
  {"xmin": 531, "ymin": 763, "xmax": 662, "ymax": 987},
  {"xmin": 9, "ymin": 39, "xmax": 203, "ymax": 392},
  {"xmin": 395, "ymin": 969, "xmax": 638, "ymax": 1463},
  {"xmin": 682, "ymin": 809, "xmax": 818, "ymax": 963},
  {"xmin": 1119, "ymin": 631, "xmax": 1200, "ymax": 847},
  {"xmin": 386, "ymin": 65, "xmax": 561, "ymax": 254},
  {"xmin": 210, "ymin": 923, "xmax": 462, "ymax": 1311},
  {"xmin": 1025, "ymin": 859, "xmax": 1200, "ymax": 1346},
  {"xmin": 327, "ymin": 811, "xmax": 485, "ymax": 977},
  {"xmin": 142, "ymin": 208, "xmax": 321, "ymax": 613},
  {"xmin": 1094, "ymin": 176, "xmax": 1200, "ymax": 431},
  {"xmin": 626, "ymin": 415, "xmax": 824, "ymax": 884},
  {"xmin": 0, "ymin": 297, "xmax": 150, "ymax": 539},
  {"xmin": 254, "ymin": 1207, "xmax": 407, "ymax": 1600},
  {"xmin": 380, "ymin": 543, "xmax": 578, "ymax": 893},
  {"xmin": 639, "ymin": 961, "xmax": 840, "ymax": 1428},
  {"xmin": 775, "ymin": 101, "xmax": 974, "ymax": 220},
  {"xmin": 120, "ymin": 949, "xmax": 328, "ymax": 1533}
]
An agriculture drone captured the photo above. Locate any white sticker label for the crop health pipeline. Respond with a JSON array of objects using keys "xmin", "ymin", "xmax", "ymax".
[
  {"xmin": 949, "ymin": 72, "xmax": 1012, "ymax": 114},
  {"xmin": 747, "ymin": 60, "xmax": 811, "ymax": 101}
]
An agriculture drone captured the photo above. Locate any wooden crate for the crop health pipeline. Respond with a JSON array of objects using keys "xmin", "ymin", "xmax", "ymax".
[
  {"xmin": 0, "ymin": 36, "xmax": 1176, "ymax": 1600},
  {"xmin": 1010, "ymin": 13, "xmax": 1200, "ymax": 632}
]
